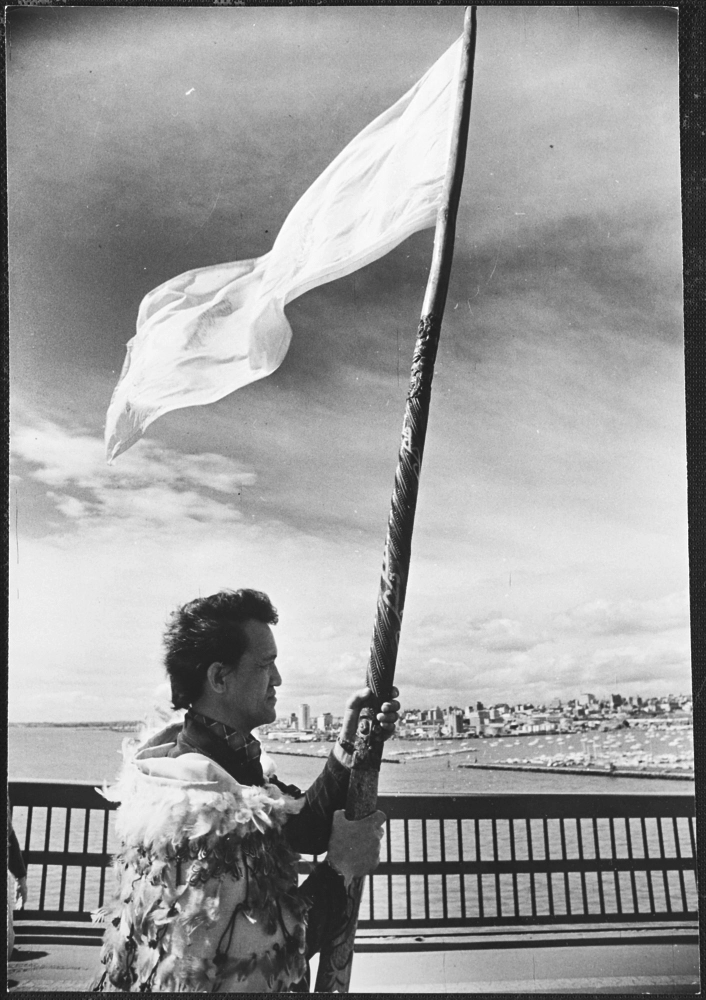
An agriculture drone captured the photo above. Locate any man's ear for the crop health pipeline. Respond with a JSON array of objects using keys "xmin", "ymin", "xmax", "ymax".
[{"xmin": 205, "ymin": 661, "xmax": 230, "ymax": 694}]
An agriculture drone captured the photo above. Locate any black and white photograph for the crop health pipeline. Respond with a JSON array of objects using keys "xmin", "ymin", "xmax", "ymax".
[{"xmin": 7, "ymin": 3, "xmax": 698, "ymax": 993}]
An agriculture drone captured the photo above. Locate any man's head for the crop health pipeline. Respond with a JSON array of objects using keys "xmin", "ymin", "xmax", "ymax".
[{"xmin": 164, "ymin": 589, "xmax": 281, "ymax": 733}]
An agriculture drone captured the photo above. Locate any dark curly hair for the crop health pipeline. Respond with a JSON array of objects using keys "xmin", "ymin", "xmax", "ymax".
[{"xmin": 163, "ymin": 589, "xmax": 279, "ymax": 710}]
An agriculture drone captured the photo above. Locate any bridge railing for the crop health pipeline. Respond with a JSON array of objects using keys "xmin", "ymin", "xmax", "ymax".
[{"xmin": 8, "ymin": 781, "xmax": 697, "ymax": 941}]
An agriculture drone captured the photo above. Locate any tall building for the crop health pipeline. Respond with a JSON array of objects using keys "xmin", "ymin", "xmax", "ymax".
[{"xmin": 298, "ymin": 703, "xmax": 310, "ymax": 731}]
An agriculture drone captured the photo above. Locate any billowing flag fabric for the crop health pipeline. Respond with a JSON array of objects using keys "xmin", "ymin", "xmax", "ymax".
[{"xmin": 106, "ymin": 37, "xmax": 462, "ymax": 461}]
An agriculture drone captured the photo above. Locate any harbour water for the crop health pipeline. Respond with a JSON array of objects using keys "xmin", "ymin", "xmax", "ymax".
[{"xmin": 8, "ymin": 724, "xmax": 694, "ymax": 796}]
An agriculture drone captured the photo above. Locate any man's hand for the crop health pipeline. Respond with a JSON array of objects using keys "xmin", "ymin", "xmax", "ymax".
[
  {"xmin": 339, "ymin": 686, "xmax": 401, "ymax": 746},
  {"xmin": 15, "ymin": 876, "xmax": 28, "ymax": 910},
  {"xmin": 326, "ymin": 809, "xmax": 386, "ymax": 886}
]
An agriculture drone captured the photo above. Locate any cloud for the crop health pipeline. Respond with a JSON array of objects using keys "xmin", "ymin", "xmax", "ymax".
[
  {"xmin": 12, "ymin": 417, "xmax": 256, "ymax": 532},
  {"xmin": 467, "ymin": 616, "xmax": 548, "ymax": 654},
  {"xmin": 555, "ymin": 592, "xmax": 689, "ymax": 636},
  {"xmin": 13, "ymin": 418, "xmax": 255, "ymax": 493},
  {"xmin": 586, "ymin": 642, "xmax": 691, "ymax": 686}
]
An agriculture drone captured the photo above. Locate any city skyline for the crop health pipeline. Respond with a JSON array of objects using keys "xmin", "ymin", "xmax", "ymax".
[{"xmin": 8, "ymin": 6, "xmax": 689, "ymax": 723}]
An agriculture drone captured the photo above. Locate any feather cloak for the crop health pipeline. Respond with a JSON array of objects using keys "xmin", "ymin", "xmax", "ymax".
[{"xmin": 93, "ymin": 738, "xmax": 310, "ymax": 993}]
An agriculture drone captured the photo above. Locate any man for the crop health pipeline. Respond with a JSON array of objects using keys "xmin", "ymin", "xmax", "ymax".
[{"xmin": 94, "ymin": 589, "xmax": 400, "ymax": 993}]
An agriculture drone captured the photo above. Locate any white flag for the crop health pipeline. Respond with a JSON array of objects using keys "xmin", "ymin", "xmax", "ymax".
[{"xmin": 106, "ymin": 37, "xmax": 462, "ymax": 460}]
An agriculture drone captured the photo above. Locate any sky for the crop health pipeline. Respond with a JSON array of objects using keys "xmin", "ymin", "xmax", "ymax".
[{"xmin": 7, "ymin": 5, "xmax": 689, "ymax": 723}]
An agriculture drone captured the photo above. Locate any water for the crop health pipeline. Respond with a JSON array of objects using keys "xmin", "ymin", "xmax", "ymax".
[{"xmin": 8, "ymin": 725, "xmax": 694, "ymax": 797}]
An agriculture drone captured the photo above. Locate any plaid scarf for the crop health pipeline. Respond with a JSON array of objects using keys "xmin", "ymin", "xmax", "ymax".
[{"xmin": 186, "ymin": 709, "xmax": 262, "ymax": 770}]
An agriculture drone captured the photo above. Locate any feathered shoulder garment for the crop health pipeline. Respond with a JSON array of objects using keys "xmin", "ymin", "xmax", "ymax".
[{"xmin": 93, "ymin": 735, "xmax": 309, "ymax": 993}]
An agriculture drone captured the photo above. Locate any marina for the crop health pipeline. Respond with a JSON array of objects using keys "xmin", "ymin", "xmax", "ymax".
[{"xmin": 263, "ymin": 724, "xmax": 695, "ymax": 782}]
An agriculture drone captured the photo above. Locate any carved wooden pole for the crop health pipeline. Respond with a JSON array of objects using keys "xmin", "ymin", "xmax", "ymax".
[{"xmin": 314, "ymin": 7, "xmax": 478, "ymax": 992}]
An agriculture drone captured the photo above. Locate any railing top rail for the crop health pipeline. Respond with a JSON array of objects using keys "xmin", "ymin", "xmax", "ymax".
[
  {"xmin": 375, "ymin": 793, "xmax": 696, "ymax": 820},
  {"xmin": 10, "ymin": 781, "xmax": 117, "ymax": 810},
  {"xmin": 8, "ymin": 780, "xmax": 695, "ymax": 818}
]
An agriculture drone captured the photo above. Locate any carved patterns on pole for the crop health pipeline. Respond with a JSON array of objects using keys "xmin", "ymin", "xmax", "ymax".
[{"xmin": 367, "ymin": 313, "xmax": 440, "ymax": 704}]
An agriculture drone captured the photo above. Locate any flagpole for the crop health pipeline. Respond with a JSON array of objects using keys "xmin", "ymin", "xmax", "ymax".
[{"xmin": 315, "ymin": 6, "xmax": 478, "ymax": 992}]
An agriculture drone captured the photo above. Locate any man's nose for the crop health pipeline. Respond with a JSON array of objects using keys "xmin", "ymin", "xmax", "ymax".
[{"xmin": 272, "ymin": 664, "xmax": 282, "ymax": 687}]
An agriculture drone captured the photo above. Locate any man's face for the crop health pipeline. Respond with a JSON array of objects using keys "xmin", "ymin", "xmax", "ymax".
[{"xmin": 221, "ymin": 619, "xmax": 281, "ymax": 734}]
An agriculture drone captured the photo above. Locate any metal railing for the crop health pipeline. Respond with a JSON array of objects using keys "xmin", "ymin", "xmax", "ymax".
[
  {"xmin": 9, "ymin": 781, "xmax": 697, "ymax": 941},
  {"xmin": 360, "ymin": 794, "xmax": 698, "ymax": 929}
]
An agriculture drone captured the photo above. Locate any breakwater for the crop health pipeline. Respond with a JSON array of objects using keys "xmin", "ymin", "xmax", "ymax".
[
  {"xmin": 268, "ymin": 748, "xmax": 400, "ymax": 763},
  {"xmin": 457, "ymin": 762, "xmax": 693, "ymax": 781}
]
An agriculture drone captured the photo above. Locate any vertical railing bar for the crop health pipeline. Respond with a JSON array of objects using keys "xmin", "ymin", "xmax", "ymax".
[
  {"xmin": 39, "ymin": 806, "xmax": 52, "ymax": 910},
  {"xmin": 58, "ymin": 807, "xmax": 72, "ymax": 912},
  {"xmin": 404, "ymin": 818, "xmax": 412, "ymax": 921},
  {"xmin": 625, "ymin": 817, "xmax": 639, "ymax": 914},
  {"xmin": 688, "ymin": 816, "xmax": 696, "ymax": 859},
  {"xmin": 656, "ymin": 816, "xmax": 671, "ymax": 914},
  {"xmin": 386, "ymin": 820, "xmax": 393, "ymax": 920},
  {"xmin": 492, "ymin": 818, "xmax": 501, "ymax": 918},
  {"xmin": 576, "ymin": 818, "xmax": 589, "ymax": 915},
  {"xmin": 98, "ymin": 808, "xmax": 110, "ymax": 907},
  {"xmin": 509, "ymin": 819, "xmax": 519, "ymax": 919},
  {"xmin": 422, "ymin": 818, "xmax": 430, "ymax": 921},
  {"xmin": 24, "ymin": 805, "xmax": 34, "ymax": 854},
  {"xmin": 559, "ymin": 818, "xmax": 571, "ymax": 917},
  {"xmin": 78, "ymin": 808, "xmax": 91, "ymax": 913},
  {"xmin": 609, "ymin": 816, "xmax": 621, "ymax": 915},
  {"xmin": 39, "ymin": 806, "xmax": 53, "ymax": 912},
  {"xmin": 543, "ymin": 818, "xmax": 554, "ymax": 917},
  {"xmin": 592, "ymin": 817, "xmax": 605, "ymax": 915},
  {"xmin": 641, "ymin": 816, "xmax": 655, "ymax": 914},
  {"xmin": 526, "ymin": 818, "xmax": 537, "ymax": 918},
  {"xmin": 475, "ymin": 818, "xmax": 484, "ymax": 921},
  {"xmin": 440, "ymin": 818, "xmax": 448, "ymax": 922},
  {"xmin": 457, "ymin": 818, "xmax": 466, "ymax": 921},
  {"xmin": 672, "ymin": 816, "xmax": 688, "ymax": 912},
  {"xmin": 369, "ymin": 868, "xmax": 375, "ymax": 921}
]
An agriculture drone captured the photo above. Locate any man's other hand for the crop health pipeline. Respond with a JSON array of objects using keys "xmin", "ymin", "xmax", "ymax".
[
  {"xmin": 340, "ymin": 686, "xmax": 400, "ymax": 745},
  {"xmin": 326, "ymin": 809, "xmax": 386, "ymax": 886}
]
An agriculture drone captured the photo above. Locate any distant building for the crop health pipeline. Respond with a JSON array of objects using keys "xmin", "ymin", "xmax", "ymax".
[
  {"xmin": 316, "ymin": 712, "xmax": 333, "ymax": 731},
  {"xmin": 444, "ymin": 709, "xmax": 464, "ymax": 734},
  {"xmin": 298, "ymin": 704, "xmax": 310, "ymax": 731},
  {"xmin": 578, "ymin": 693, "xmax": 596, "ymax": 707},
  {"xmin": 467, "ymin": 710, "xmax": 490, "ymax": 733}
]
